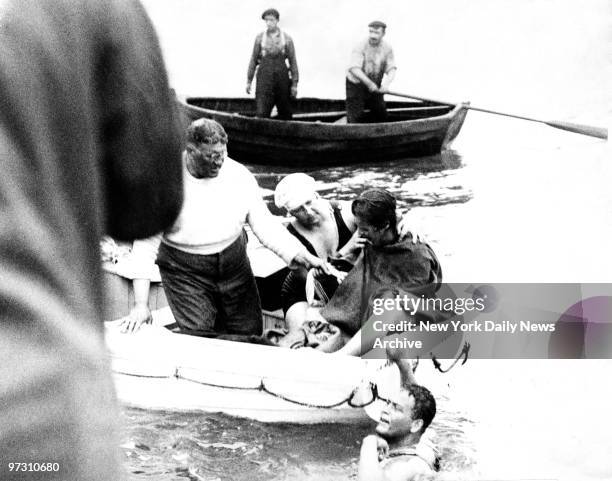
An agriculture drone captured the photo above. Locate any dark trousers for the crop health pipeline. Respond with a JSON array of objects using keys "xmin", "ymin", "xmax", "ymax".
[
  {"xmin": 256, "ymin": 56, "xmax": 293, "ymax": 120},
  {"xmin": 156, "ymin": 233, "xmax": 263, "ymax": 336},
  {"xmin": 345, "ymin": 79, "xmax": 387, "ymax": 123}
]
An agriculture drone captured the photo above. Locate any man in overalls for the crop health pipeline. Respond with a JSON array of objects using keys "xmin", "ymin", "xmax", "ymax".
[
  {"xmin": 246, "ymin": 8, "xmax": 299, "ymax": 120},
  {"xmin": 346, "ymin": 20, "xmax": 397, "ymax": 123}
]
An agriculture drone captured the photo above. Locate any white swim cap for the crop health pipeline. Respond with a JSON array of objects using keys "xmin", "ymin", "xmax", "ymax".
[{"xmin": 274, "ymin": 173, "xmax": 317, "ymax": 211}]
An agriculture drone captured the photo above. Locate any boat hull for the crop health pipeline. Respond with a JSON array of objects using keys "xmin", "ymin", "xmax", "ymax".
[
  {"xmin": 111, "ymin": 373, "xmax": 370, "ymax": 424},
  {"xmin": 106, "ymin": 308, "xmax": 373, "ymax": 424},
  {"xmin": 180, "ymin": 97, "xmax": 468, "ymax": 167}
]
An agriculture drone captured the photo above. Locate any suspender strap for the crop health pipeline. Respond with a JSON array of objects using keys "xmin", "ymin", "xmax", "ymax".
[{"xmin": 260, "ymin": 30, "xmax": 286, "ymax": 56}]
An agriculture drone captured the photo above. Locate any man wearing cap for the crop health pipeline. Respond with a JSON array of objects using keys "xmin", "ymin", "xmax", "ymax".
[
  {"xmin": 358, "ymin": 347, "xmax": 440, "ymax": 481},
  {"xmin": 346, "ymin": 20, "xmax": 397, "ymax": 123},
  {"xmin": 246, "ymin": 8, "xmax": 299, "ymax": 120},
  {"xmin": 121, "ymin": 119, "xmax": 326, "ymax": 338}
]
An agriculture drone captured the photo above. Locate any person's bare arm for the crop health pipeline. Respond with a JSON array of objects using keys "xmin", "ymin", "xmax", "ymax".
[
  {"xmin": 386, "ymin": 343, "xmax": 418, "ymax": 386},
  {"xmin": 119, "ymin": 235, "xmax": 161, "ymax": 333},
  {"xmin": 378, "ymin": 67, "xmax": 397, "ymax": 94},
  {"xmin": 358, "ymin": 435, "xmax": 388, "ymax": 481},
  {"xmin": 379, "ymin": 47, "xmax": 397, "ymax": 94},
  {"xmin": 349, "ymin": 67, "xmax": 379, "ymax": 92},
  {"xmin": 120, "ymin": 278, "xmax": 152, "ymax": 333},
  {"xmin": 248, "ymin": 192, "xmax": 330, "ymax": 273},
  {"xmin": 337, "ymin": 230, "xmax": 366, "ymax": 259}
]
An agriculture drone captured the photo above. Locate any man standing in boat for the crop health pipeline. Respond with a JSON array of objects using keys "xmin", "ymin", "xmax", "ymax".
[
  {"xmin": 346, "ymin": 20, "xmax": 397, "ymax": 123},
  {"xmin": 121, "ymin": 119, "xmax": 327, "ymax": 337},
  {"xmin": 246, "ymin": 8, "xmax": 299, "ymax": 120}
]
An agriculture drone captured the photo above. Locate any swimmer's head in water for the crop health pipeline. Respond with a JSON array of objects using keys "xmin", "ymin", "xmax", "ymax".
[{"xmin": 376, "ymin": 383, "xmax": 436, "ymax": 440}]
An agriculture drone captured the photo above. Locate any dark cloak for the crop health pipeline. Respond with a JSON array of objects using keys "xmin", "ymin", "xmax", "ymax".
[{"xmin": 320, "ymin": 238, "xmax": 442, "ymax": 336}]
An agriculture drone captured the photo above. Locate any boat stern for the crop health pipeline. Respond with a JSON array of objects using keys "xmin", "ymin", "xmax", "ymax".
[{"xmin": 442, "ymin": 102, "xmax": 470, "ymax": 148}]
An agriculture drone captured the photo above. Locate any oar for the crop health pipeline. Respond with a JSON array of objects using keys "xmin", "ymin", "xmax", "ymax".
[
  {"xmin": 289, "ymin": 105, "xmax": 447, "ymax": 120},
  {"xmin": 387, "ymin": 90, "xmax": 608, "ymax": 140}
]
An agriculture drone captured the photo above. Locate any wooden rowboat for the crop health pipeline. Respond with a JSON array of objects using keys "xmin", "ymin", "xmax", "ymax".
[{"xmin": 180, "ymin": 97, "xmax": 468, "ymax": 166}]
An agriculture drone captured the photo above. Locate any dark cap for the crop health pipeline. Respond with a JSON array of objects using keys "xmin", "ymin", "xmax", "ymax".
[
  {"xmin": 368, "ymin": 20, "xmax": 387, "ymax": 30},
  {"xmin": 262, "ymin": 8, "xmax": 280, "ymax": 20}
]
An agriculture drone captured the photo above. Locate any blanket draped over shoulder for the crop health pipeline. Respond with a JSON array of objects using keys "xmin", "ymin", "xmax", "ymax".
[{"xmin": 320, "ymin": 239, "xmax": 443, "ymax": 336}]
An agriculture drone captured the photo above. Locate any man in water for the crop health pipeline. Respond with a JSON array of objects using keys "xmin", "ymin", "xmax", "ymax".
[
  {"xmin": 246, "ymin": 8, "xmax": 299, "ymax": 119},
  {"xmin": 346, "ymin": 20, "xmax": 397, "ymax": 123},
  {"xmin": 359, "ymin": 348, "xmax": 440, "ymax": 480}
]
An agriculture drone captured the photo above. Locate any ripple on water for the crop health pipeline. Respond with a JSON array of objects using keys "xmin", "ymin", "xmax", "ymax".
[
  {"xmin": 252, "ymin": 150, "xmax": 472, "ymax": 223},
  {"xmin": 121, "ymin": 393, "xmax": 476, "ymax": 480}
]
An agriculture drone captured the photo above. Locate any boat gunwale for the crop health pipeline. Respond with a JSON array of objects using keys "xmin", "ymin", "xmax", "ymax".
[{"xmin": 183, "ymin": 97, "xmax": 465, "ymax": 139}]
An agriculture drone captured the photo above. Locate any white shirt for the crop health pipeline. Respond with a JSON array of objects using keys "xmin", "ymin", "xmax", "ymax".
[{"xmin": 132, "ymin": 155, "xmax": 302, "ymax": 274}]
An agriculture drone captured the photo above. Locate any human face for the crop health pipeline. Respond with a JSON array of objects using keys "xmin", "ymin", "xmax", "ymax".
[
  {"xmin": 375, "ymin": 390, "xmax": 418, "ymax": 440},
  {"xmin": 264, "ymin": 15, "xmax": 279, "ymax": 31},
  {"xmin": 185, "ymin": 141, "xmax": 226, "ymax": 178},
  {"xmin": 368, "ymin": 27, "xmax": 385, "ymax": 46},
  {"xmin": 289, "ymin": 197, "xmax": 324, "ymax": 227},
  {"xmin": 355, "ymin": 216, "xmax": 388, "ymax": 247}
]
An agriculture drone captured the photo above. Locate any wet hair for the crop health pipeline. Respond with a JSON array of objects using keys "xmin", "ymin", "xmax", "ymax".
[
  {"xmin": 351, "ymin": 188, "xmax": 397, "ymax": 233},
  {"xmin": 405, "ymin": 384, "xmax": 436, "ymax": 433},
  {"xmin": 186, "ymin": 118, "xmax": 228, "ymax": 145},
  {"xmin": 368, "ymin": 20, "xmax": 387, "ymax": 31},
  {"xmin": 262, "ymin": 8, "xmax": 280, "ymax": 20}
]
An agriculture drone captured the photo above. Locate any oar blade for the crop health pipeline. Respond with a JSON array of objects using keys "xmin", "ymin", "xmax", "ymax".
[
  {"xmin": 545, "ymin": 120, "xmax": 608, "ymax": 140},
  {"xmin": 386, "ymin": 91, "xmax": 609, "ymax": 140}
]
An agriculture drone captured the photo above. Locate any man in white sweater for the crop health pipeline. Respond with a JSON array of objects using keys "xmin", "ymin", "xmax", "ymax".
[{"xmin": 122, "ymin": 118, "xmax": 325, "ymax": 337}]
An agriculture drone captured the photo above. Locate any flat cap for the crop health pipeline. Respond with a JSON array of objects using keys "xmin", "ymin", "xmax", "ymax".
[
  {"xmin": 368, "ymin": 20, "xmax": 387, "ymax": 29},
  {"xmin": 262, "ymin": 8, "xmax": 280, "ymax": 20}
]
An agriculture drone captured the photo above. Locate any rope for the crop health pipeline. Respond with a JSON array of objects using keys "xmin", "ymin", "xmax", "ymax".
[
  {"xmin": 259, "ymin": 381, "xmax": 354, "ymax": 409},
  {"xmin": 114, "ymin": 366, "xmax": 380, "ymax": 410},
  {"xmin": 112, "ymin": 371, "xmax": 169, "ymax": 379},
  {"xmin": 113, "ymin": 345, "xmax": 470, "ymax": 410},
  {"xmin": 431, "ymin": 341, "xmax": 470, "ymax": 373}
]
